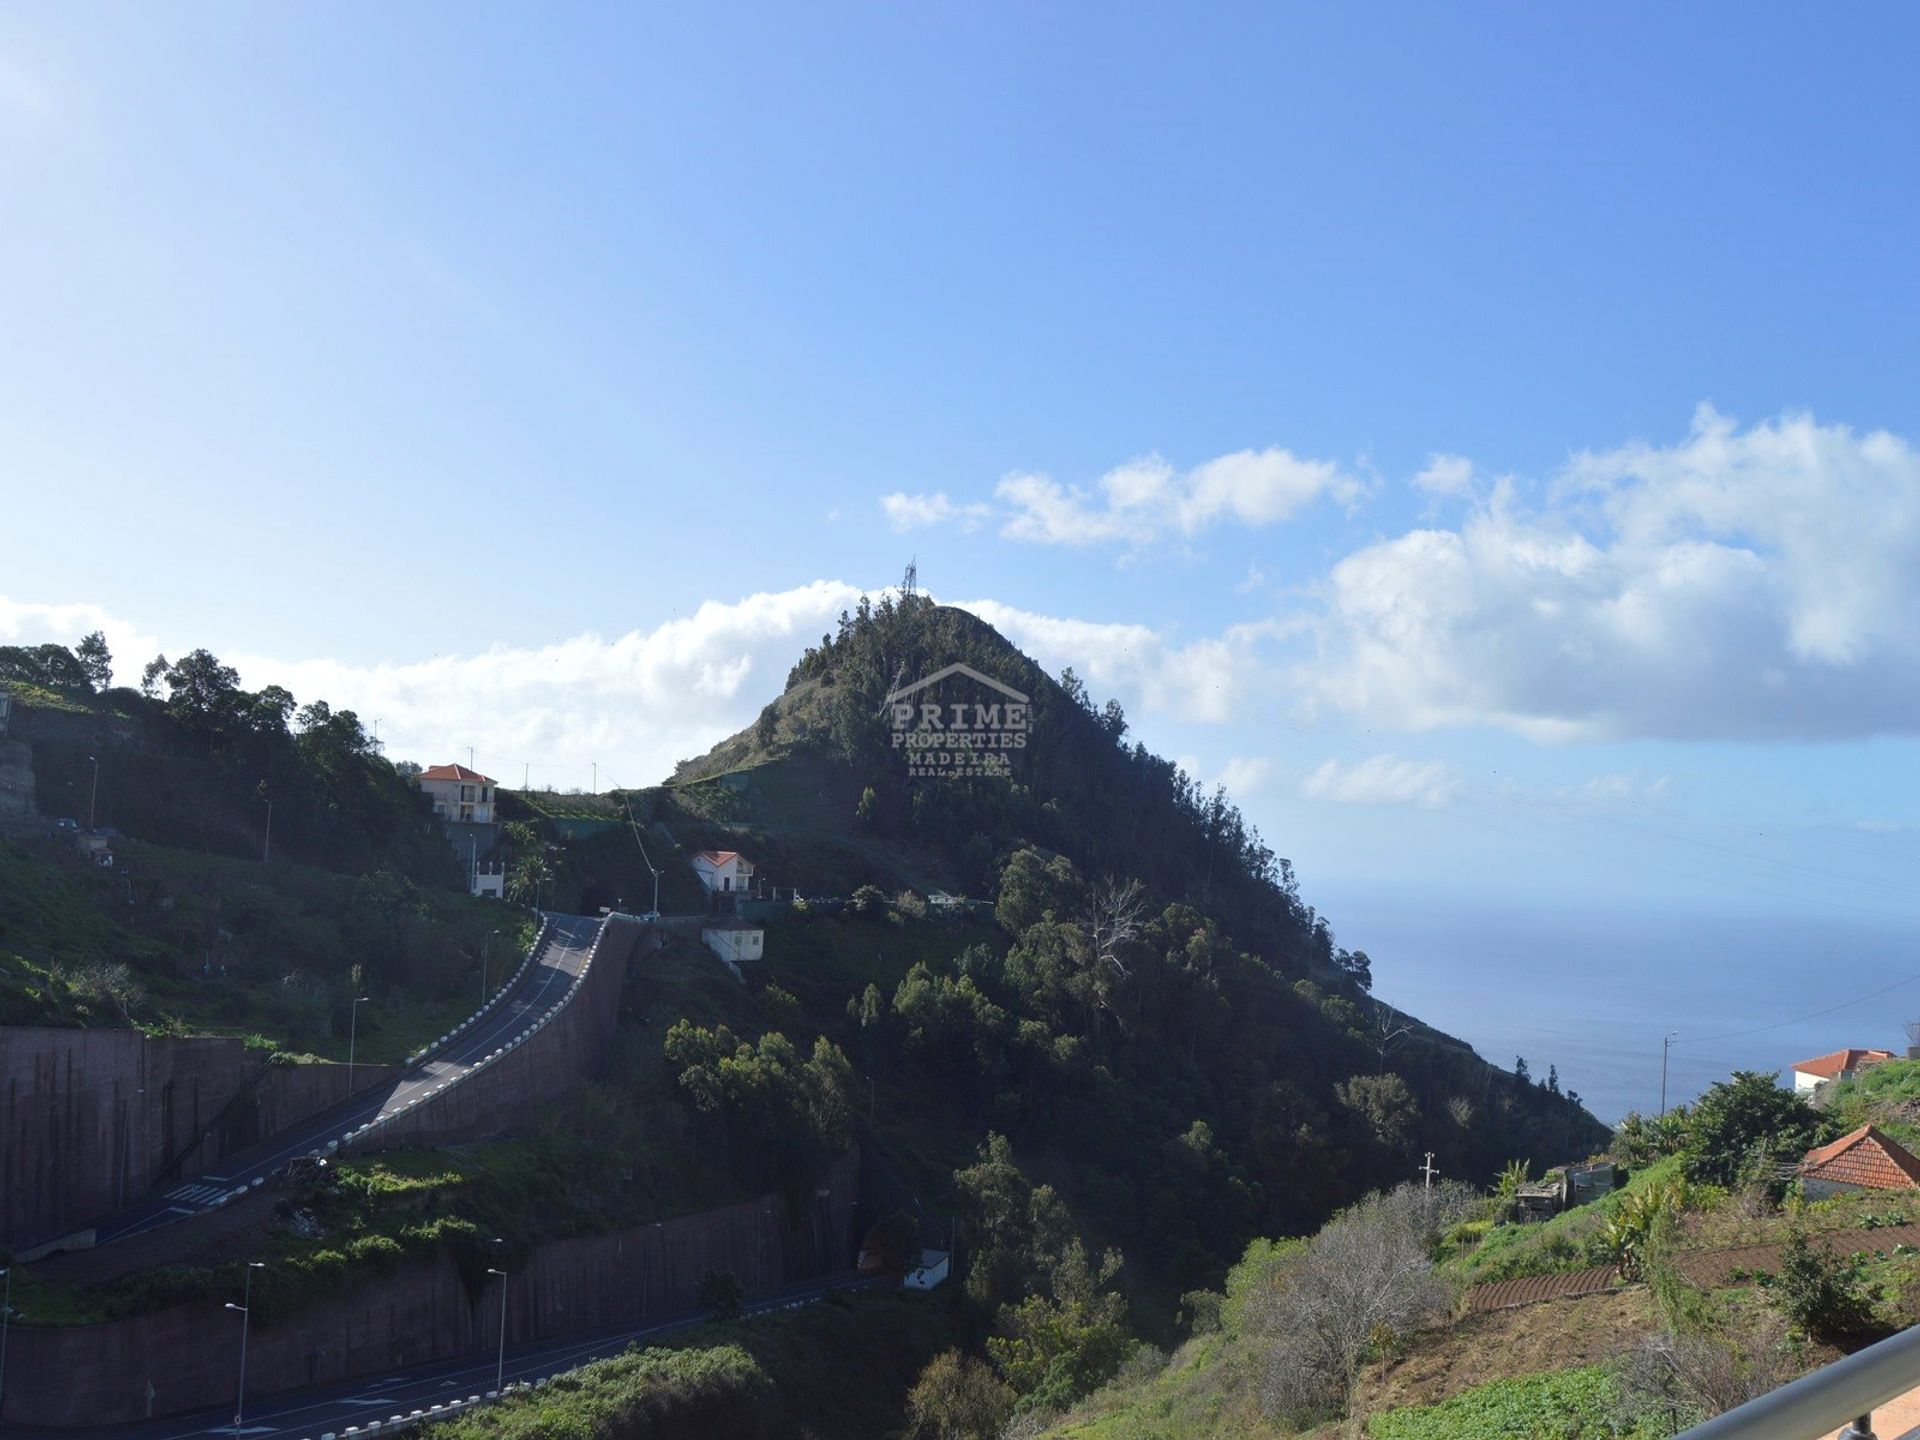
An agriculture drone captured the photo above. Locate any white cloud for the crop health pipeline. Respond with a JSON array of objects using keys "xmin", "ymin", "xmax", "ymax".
[
  {"xmin": 1300, "ymin": 408, "xmax": 1920, "ymax": 741},
  {"xmin": 2, "ymin": 584, "xmax": 865, "ymax": 788},
  {"xmin": 996, "ymin": 447, "xmax": 1359, "ymax": 548},
  {"xmin": 1577, "ymin": 771, "xmax": 1673, "ymax": 807},
  {"xmin": 961, "ymin": 598, "xmax": 1282, "ymax": 725},
  {"xmin": 0, "ymin": 596, "xmax": 162, "ymax": 682},
  {"xmin": 1219, "ymin": 755, "xmax": 1275, "ymax": 797},
  {"xmin": 882, "ymin": 447, "xmax": 1358, "ymax": 548},
  {"xmin": 1300, "ymin": 754, "xmax": 1461, "ymax": 808},
  {"xmin": 880, "ymin": 491, "xmax": 991, "ymax": 532},
  {"xmin": 1413, "ymin": 453, "xmax": 1475, "ymax": 497}
]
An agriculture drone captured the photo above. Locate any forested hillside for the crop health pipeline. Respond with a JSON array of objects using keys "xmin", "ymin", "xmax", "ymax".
[
  {"xmin": 3, "ymin": 638, "xmax": 457, "ymax": 882},
  {"xmin": 668, "ymin": 595, "xmax": 1609, "ymax": 1426}
]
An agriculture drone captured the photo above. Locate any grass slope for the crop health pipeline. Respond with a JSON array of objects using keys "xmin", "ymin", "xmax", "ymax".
[{"xmin": 0, "ymin": 836, "xmax": 529, "ymax": 1061}]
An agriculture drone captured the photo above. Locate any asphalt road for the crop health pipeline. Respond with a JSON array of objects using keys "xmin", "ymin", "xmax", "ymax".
[
  {"xmin": 92, "ymin": 914, "xmax": 604, "ymax": 1245},
  {"xmin": 1, "ymin": 1273, "xmax": 883, "ymax": 1440}
]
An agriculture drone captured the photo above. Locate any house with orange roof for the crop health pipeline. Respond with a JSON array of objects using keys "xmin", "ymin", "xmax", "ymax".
[
  {"xmin": 1798, "ymin": 1125, "xmax": 1920, "ymax": 1199},
  {"xmin": 417, "ymin": 763, "xmax": 498, "ymax": 825},
  {"xmin": 1790, "ymin": 1048, "xmax": 1896, "ymax": 1094},
  {"xmin": 690, "ymin": 848, "xmax": 755, "ymax": 895}
]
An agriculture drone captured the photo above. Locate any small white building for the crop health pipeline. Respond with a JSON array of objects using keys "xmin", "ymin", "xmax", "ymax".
[
  {"xmin": 1790, "ymin": 1048, "xmax": 1895, "ymax": 1094},
  {"xmin": 691, "ymin": 849, "xmax": 755, "ymax": 894},
  {"xmin": 418, "ymin": 764, "xmax": 498, "ymax": 825},
  {"xmin": 701, "ymin": 920, "xmax": 764, "ymax": 966},
  {"xmin": 904, "ymin": 1249, "xmax": 950, "ymax": 1291},
  {"xmin": 471, "ymin": 859, "xmax": 505, "ymax": 900}
]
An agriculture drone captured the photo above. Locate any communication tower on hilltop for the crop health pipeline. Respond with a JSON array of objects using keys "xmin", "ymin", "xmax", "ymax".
[{"xmin": 902, "ymin": 557, "xmax": 918, "ymax": 597}]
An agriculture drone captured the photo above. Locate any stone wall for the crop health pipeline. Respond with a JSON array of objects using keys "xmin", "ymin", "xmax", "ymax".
[
  {"xmin": 0, "ymin": 1028, "xmax": 396, "ymax": 1249},
  {"xmin": 0, "ymin": 1149, "xmax": 860, "ymax": 1427}
]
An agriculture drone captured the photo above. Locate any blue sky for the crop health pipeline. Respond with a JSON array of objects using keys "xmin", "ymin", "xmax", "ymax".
[{"xmin": 5, "ymin": 5, "xmax": 1919, "ymax": 1105}]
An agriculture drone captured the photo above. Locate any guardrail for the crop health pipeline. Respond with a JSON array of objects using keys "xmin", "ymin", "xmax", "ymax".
[
  {"xmin": 139, "ymin": 922, "xmax": 568, "ymax": 1219},
  {"xmin": 1677, "ymin": 1321, "xmax": 1920, "ymax": 1439},
  {"xmin": 298, "ymin": 1289, "xmax": 835, "ymax": 1440},
  {"xmin": 332, "ymin": 914, "xmax": 619, "ymax": 1154}
]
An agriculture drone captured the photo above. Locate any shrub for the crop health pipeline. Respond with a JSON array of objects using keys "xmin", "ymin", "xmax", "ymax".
[
  {"xmin": 1770, "ymin": 1228, "xmax": 1878, "ymax": 1343},
  {"xmin": 697, "ymin": 1267, "xmax": 745, "ymax": 1321},
  {"xmin": 1251, "ymin": 1183, "xmax": 1477, "ymax": 1424},
  {"xmin": 1681, "ymin": 1073, "xmax": 1825, "ymax": 1189},
  {"xmin": 905, "ymin": 1350, "xmax": 1013, "ymax": 1440}
]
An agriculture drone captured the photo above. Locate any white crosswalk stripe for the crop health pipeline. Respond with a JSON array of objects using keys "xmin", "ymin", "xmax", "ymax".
[{"xmin": 166, "ymin": 1182, "xmax": 228, "ymax": 1205}]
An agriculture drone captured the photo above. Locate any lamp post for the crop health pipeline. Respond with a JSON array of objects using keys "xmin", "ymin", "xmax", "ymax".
[
  {"xmin": 1, "ymin": 1265, "xmax": 13, "ymax": 1422},
  {"xmin": 347, "ymin": 996, "xmax": 369, "ymax": 1099},
  {"xmin": 87, "ymin": 755, "xmax": 99, "ymax": 830},
  {"xmin": 225, "ymin": 1261, "xmax": 265, "ymax": 1430},
  {"xmin": 483, "ymin": 929, "xmax": 500, "ymax": 1005},
  {"xmin": 488, "ymin": 1262, "xmax": 510, "ymax": 1394},
  {"xmin": 261, "ymin": 795, "xmax": 272, "ymax": 864}
]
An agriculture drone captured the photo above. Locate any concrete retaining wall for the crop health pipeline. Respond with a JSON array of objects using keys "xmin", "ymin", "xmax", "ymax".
[
  {"xmin": 0, "ymin": 1149, "xmax": 859, "ymax": 1427},
  {"xmin": 0, "ymin": 1029, "xmax": 397, "ymax": 1249},
  {"xmin": 345, "ymin": 914, "xmax": 648, "ymax": 1153}
]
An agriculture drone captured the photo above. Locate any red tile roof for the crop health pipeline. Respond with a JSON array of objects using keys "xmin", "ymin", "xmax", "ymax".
[
  {"xmin": 419, "ymin": 764, "xmax": 494, "ymax": 784},
  {"xmin": 693, "ymin": 850, "xmax": 743, "ymax": 866},
  {"xmin": 1792, "ymin": 1048, "xmax": 1896, "ymax": 1080},
  {"xmin": 1799, "ymin": 1125, "xmax": 1920, "ymax": 1191}
]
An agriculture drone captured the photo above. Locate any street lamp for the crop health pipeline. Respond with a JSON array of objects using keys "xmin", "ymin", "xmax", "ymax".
[
  {"xmin": 483, "ymin": 929, "xmax": 500, "ymax": 1005},
  {"xmin": 347, "ymin": 996, "xmax": 370, "ymax": 1099},
  {"xmin": 487, "ymin": 1259, "xmax": 510, "ymax": 1395},
  {"xmin": 87, "ymin": 755, "xmax": 99, "ymax": 830},
  {"xmin": 261, "ymin": 793, "xmax": 273, "ymax": 864},
  {"xmin": 226, "ymin": 1261, "xmax": 265, "ymax": 1430}
]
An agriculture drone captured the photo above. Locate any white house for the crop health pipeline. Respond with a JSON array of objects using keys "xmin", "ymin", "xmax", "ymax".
[
  {"xmin": 702, "ymin": 920, "xmax": 764, "ymax": 966},
  {"xmin": 471, "ymin": 859, "xmax": 505, "ymax": 900},
  {"xmin": 1790, "ymin": 1048, "xmax": 1895, "ymax": 1094},
  {"xmin": 690, "ymin": 849, "xmax": 755, "ymax": 894},
  {"xmin": 418, "ymin": 764, "xmax": 498, "ymax": 825}
]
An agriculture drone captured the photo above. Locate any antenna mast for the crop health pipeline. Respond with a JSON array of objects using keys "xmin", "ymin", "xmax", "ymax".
[{"xmin": 902, "ymin": 557, "xmax": 918, "ymax": 597}]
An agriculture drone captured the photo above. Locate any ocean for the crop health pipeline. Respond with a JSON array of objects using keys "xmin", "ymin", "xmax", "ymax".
[{"xmin": 1314, "ymin": 887, "xmax": 1919, "ymax": 1128}]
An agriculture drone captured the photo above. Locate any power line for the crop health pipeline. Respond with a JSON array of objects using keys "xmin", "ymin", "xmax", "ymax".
[{"xmin": 1675, "ymin": 970, "xmax": 1920, "ymax": 1046}]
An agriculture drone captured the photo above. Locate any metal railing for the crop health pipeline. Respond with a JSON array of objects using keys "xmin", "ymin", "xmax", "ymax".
[{"xmin": 1678, "ymin": 1322, "xmax": 1920, "ymax": 1439}]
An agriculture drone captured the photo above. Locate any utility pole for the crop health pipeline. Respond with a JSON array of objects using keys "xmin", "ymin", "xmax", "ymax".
[
  {"xmin": 347, "ymin": 996, "xmax": 369, "ymax": 1098},
  {"xmin": 1661, "ymin": 1032, "xmax": 1679, "ymax": 1118},
  {"xmin": 483, "ymin": 930, "xmax": 500, "ymax": 1004},
  {"xmin": 523, "ymin": 762, "xmax": 530, "ymax": 790},
  {"xmin": 225, "ymin": 1261, "xmax": 265, "ymax": 1430},
  {"xmin": 1420, "ymin": 1152, "xmax": 1438, "ymax": 1190},
  {"xmin": 591, "ymin": 761, "xmax": 596, "ymax": 795},
  {"xmin": 262, "ymin": 795, "xmax": 272, "ymax": 864},
  {"xmin": 468, "ymin": 745, "xmax": 475, "ymax": 770},
  {"xmin": 87, "ymin": 755, "xmax": 99, "ymax": 830}
]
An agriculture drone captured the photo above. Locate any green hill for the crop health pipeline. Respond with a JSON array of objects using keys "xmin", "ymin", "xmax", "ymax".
[{"xmin": 661, "ymin": 598, "xmax": 1609, "ymax": 1328}]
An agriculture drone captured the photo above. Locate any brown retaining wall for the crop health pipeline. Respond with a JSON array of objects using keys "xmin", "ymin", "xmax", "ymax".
[
  {"xmin": 0, "ymin": 1148, "xmax": 859, "ymax": 1427},
  {"xmin": 0, "ymin": 1028, "xmax": 397, "ymax": 1249}
]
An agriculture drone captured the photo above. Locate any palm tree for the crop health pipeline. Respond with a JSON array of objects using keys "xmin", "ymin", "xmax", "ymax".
[{"xmin": 506, "ymin": 853, "xmax": 554, "ymax": 909}]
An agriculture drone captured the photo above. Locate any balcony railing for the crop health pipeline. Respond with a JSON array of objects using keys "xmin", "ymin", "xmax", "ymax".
[{"xmin": 1677, "ymin": 1322, "xmax": 1920, "ymax": 1439}]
